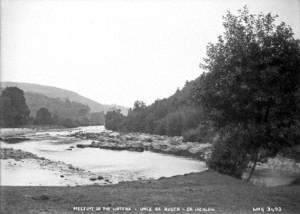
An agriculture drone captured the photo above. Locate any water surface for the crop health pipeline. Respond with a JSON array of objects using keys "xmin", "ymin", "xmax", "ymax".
[{"xmin": 1, "ymin": 126, "xmax": 207, "ymax": 185}]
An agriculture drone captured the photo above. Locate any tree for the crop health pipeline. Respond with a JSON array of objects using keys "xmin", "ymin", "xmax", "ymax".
[
  {"xmin": 90, "ymin": 111, "xmax": 105, "ymax": 125},
  {"xmin": 160, "ymin": 111, "xmax": 183, "ymax": 136},
  {"xmin": 77, "ymin": 108, "xmax": 90, "ymax": 126},
  {"xmin": 194, "ymin": 7, "xmax": 300, "ymax": 179},
  {"xmin": 35, "ymin": 107, "xmax": 52, "ymax": 125},
  {"xmin": 133, "ymin": 100, "xmax": 146, "ymax": 110},
  {"xmin": 0, "ymin": 87, "xmax": 30, "ymax": 127},
  {"xmin": 61, "ymin": 118, "xmax": 77, "ymax": 128},
  {"xmin": 105, "ymin": 110, "xmax": 125, "ymax": 131},
  {"xmin": 125, "ymin": 100, "xmax": 147, "ymax": 132}
]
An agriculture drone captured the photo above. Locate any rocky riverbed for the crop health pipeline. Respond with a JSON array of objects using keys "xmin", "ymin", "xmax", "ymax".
[
  {"xmin": 70, "ymin": 129, "xmax": 300, "ymax": 187},
  {"xmin": 1, "ymin": 126, "xmax": 207, "ymax": 186},
  {"xmin": 71, "ymin": 130, "xmax": 212, "ymax": 161},
  {"xmin": 1, "ymin": 126, "xmax": 299, "ymax": 187},
  {"xmin": 1, "ymin": 147, "xmax": 41, "ymax": 160}
]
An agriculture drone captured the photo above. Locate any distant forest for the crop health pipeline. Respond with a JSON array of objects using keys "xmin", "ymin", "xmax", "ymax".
[
  {"xmin": 105, "ymin": 79, "xmax": 213, "ymax": 143},
  {"xmin": 0, "ymin": 87, "xmax": 105, "ymax": 128},
  {"xmin": 1, "ymin": 81, "xmax": 128, "ymax": 115}
]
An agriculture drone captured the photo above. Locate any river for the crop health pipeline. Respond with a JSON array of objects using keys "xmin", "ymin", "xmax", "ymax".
[{"xmin": 0, "ymin": 126, "xmax": 207, "ymax": 186}]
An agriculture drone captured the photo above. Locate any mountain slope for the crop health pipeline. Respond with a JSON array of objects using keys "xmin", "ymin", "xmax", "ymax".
[
  {"xmin": 23, "ymin": 91, "xmax": 89, "ymax": 118},
  {"xmin": 1, "ymin": 82, "xmax": 128, "ymax": 114}
]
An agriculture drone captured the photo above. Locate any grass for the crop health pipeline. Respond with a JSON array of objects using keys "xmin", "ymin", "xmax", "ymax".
[{"xmin": 1, "ymin": 170, "xmax": 299, "ymax": 214}]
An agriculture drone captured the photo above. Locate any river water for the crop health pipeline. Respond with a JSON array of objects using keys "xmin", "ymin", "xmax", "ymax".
[{"xmin": 0, "ymin": 126, "xmax": 207, "ymax": 186}]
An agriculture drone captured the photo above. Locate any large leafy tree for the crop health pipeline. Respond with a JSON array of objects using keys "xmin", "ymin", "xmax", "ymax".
[
  {"xmin": 194, "ymin": 7, "xmax": 300, "ymax": 179},
  {"xmin": 0, "ymin": 87, "xmax": 30, "ymax": 127}
]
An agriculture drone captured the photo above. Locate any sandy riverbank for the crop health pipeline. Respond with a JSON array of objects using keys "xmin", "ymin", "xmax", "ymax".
[{"xmin": 0, "ymin": 148, "xmax": 110, "ymax": 186}]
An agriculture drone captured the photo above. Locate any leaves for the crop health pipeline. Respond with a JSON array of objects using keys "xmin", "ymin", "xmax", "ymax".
[
  {"xmin": 0, "ymin": 87, "xmax": 30, "ymax": 127},
  {"xmin": 195, "ymin": 7, "xmax": 300, "ymax": 177}
]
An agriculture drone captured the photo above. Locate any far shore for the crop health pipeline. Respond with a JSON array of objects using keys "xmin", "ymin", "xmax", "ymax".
[{"xmin": 0, "ymin": 125, "xmax": 72, "ymax": 137}]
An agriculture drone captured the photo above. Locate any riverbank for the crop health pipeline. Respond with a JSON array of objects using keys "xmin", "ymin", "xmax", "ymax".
[
  {"xmin": 1, "ymin": 170, "xmax": 299, "ymax": 214},
  {"xmin": 0, "ymin": 148, "xmax": 110, "ymax": 186},
  {"xmin": 2, "ymin": 126, "xmax": 300, "ymax": 187},
  {"xmin": 1, "ymin": 147, "xmax": 42, "ymax": 160},
  {"xmin": 71, "ymin": 130, "xmax": 300, "ymax": 185},
  {"xmin": 0, "ymin": 125, "xmax": 65, "ymax": 136},
  {"xmin": 0, "ymin": 126, "xmax": 65, "ymax": 143},
  {"xmin": 1, "ymin": 127, "xmax": 300, "ymax": 213}
]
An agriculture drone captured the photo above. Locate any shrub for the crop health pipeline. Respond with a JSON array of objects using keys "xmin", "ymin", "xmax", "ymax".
[{"xmin": 207, "ymin": 127, "xmax": 250, "ymax": 178}]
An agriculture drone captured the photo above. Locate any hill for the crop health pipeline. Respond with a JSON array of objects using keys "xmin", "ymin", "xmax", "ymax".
[
  {"xmin": 0, "ymin": 87, "xmax": 105, "ymax": 127},
  {"xmin": 1, "ymin": 82, "xmax": 128, "ymax": 115},
  {"xmin": 24, "ymin": 91, "xmax": 90, "ymax": 118}
]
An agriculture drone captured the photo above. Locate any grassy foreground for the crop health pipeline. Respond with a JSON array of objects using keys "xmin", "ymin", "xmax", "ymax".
[{"xmin": 1, "ymin": 170, "xmax": 299, "ymax": 214}]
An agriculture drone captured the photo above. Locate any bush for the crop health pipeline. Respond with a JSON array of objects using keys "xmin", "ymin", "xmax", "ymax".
[
  {"xmin": 182, "ymin": 122, "xmax": 214, "ymax": 143},
  {"xmin": 207, "ymin": 127, "xmax": 250, "ymax": 178},
  {"xmin": 182, "ymin": 127, "xmax": 204, "ymax": 142},
  {"xmin": 35, "ymin": 107, "xmax": 52, "ymax": 125},
  {"xmin": 61, "ymin": 118, "xmax": 77, "ymax": 128},
  {"xmin": 105, "ymin": 110, "xmax": 125, "ymax": 131}
]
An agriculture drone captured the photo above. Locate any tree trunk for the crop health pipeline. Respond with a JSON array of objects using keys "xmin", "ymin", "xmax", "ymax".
[{"xmin": 246, "ymin": 152, "xmax": 258, "ymax": 182}]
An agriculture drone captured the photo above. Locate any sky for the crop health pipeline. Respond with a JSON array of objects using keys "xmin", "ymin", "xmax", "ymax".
[{"xmin": 1, "ymin": 0, "xmax": 300, "ymax": 107}]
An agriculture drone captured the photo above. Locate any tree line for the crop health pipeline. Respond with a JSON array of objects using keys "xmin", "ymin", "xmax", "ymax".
[
  {"xmin": 0, "ymin": 87, "xmax": 105, "ymax": 128},
  {"xmin": 105, "ymin": 7, "xmax": 300, "ymax": 180},
  {"xmin": 105, "ymin": 81, "xmax": 214, "ymax": 143}
]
